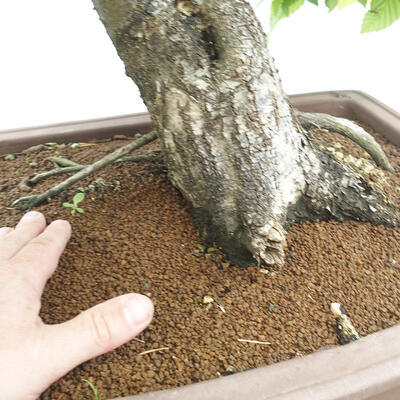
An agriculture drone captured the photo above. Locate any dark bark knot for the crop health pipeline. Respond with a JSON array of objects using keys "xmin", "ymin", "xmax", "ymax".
[{"xmin": 175, "ymin": 0, "xmax": 219, "ymax": 63}]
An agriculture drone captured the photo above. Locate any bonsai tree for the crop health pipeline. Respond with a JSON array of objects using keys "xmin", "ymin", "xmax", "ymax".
[{"xmin": 12, "ymin": 0, "xmax": 400, "ymax": 267}]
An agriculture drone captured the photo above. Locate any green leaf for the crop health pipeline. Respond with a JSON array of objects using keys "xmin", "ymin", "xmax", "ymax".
[
  {"xmin": 73, "ymin": 192, "xmax": 85, "ymax": 205},
  {"xmin": 62, "ymin": 202, "xmax": 73, "ymax": 208},
  {"xmin": 357, "ymin": 0, "xmax": 368, "ymax": 6},
  {"xmin": 71, "ymin": 209, "xmax": 76, "ymax": 215},
  {"xmin": 271, "ymin": 0, "xmax": 284, "ymax": 29},
  {"xmin": 361, "ymin": 0, "xmax": 400, "ymax": 32},
  {"xmin": 325, "ymin": 0, "xmax": 339, "ymax": 11},
  {"xmin": 337, "ymin": 0, "xmax": 357, "ymax": 9},
  {"xmin": 76, "ymin": 207, "xmax": 85, "ymax": 213},
  {"xmin": 270, "ymin": 0, "xmax": 305, "ymax": 30},
  {"xmin": 282, "ymin": 0, "xmax": 305, "ymax": 16},
  {"xmin": 307, "ymin": 0, "xmax": 319, "ymax": 4}
]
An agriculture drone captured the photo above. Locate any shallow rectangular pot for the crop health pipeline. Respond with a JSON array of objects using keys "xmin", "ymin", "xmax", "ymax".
[{"xmin": 1, "ymin": 91, "xmax": 400, "ymax": 400}]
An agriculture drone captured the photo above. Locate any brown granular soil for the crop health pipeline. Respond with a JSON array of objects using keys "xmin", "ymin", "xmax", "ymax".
[{"xmin": 1, "ymin": 123, "xmax": 400, "ymax": 399}]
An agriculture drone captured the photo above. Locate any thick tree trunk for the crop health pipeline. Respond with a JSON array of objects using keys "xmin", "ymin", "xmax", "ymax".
[{"xmin": 92, "ymin": 0, "xmax": 397, "ymax": 266}]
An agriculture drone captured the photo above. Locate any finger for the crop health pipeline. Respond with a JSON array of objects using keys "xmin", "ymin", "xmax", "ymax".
[
  {"xmin": 0, "ymin": 211, "xmax": 46, "ymax": 260},
  {"xmin": 12, "ymin": 219, "xmax": 71, "ymax": 294},
  {"xmin": 0, "ymin": 227, "xmax": 13, "ymax": 237},
  {"xmin": 43, "ymin": 294, "xmax": 153, "ymax": 381}
]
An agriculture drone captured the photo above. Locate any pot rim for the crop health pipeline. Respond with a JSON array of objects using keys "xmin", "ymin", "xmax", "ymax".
[{"xmin": 1, "ymin": 90, "xmax": 399, "ymax": 156}]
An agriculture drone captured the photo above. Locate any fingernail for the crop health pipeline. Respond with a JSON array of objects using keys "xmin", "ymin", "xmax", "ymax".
[
  {"xmin": 50, "ymin": 219, "xmax": 70, "ymax": 228},
  {"xmin": 21, "ymin": 211, "xmax": 43, "ymax": 221},
  {"xmin": 0, "ymin": 227, "xmax": 12, "ymax": 236},
  {"xmin": 123, "ymin": 295, "xmax": 153, "ymax": 327}
]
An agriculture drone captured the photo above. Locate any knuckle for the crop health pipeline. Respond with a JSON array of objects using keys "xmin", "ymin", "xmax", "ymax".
[
  {"xmin": 31, "ymin": 236, "xmax": 56, "ymax": 253},
  {"xmin": 31, "ymin": 237, "xmax": 59, "ymax": 254},
  {"xmin": 89, "ymin": 309, "xmax": 113, "ymax": 351}
]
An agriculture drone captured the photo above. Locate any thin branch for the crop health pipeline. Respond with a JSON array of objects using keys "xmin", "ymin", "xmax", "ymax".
[
  {"xmin": 11, "ymin": 131, "xmax": 158, "ymax": 210},
  {"xmin": 298, "ymin": 112, "xmax": 394, "ymax": 172}
]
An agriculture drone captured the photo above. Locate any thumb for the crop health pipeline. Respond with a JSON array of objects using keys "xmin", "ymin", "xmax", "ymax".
[{"xmin": 43, "ymin": 293, "xmax": 153, "ymax": 381}]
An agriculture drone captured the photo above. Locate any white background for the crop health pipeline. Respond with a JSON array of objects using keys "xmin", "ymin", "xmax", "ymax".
[{"xmin": 0, "ymin": 0, "xmax": 398, "ymax": 131}]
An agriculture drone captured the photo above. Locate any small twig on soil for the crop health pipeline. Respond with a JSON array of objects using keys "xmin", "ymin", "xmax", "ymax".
[
  {"xmin": 216, "ymin": 303, "xmax": 226, "ymax": 313},
  {"xmin": 138, "ymin": 347, "xmax": 169, "ymax": 356},
  {"xmin": 132, "ymin": 337, "xmax": 146, "ymax": 344},
  {"xmin": 331, "ymin": 302, "xmax": 362, "ymax": 345},
  {"xmin": 237, "ymin": 339, "xmax": 271, "ymax": 345},
  {"xmin": 11, "ymin": 131, "xmax": 158, "ymax": 210},
  {"xmin": 298, "ymin": 111, "xmax": 395, "ymax": 172}
]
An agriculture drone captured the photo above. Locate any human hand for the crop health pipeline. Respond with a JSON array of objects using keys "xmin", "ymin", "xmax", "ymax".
[{"xmin": 0, "ymin": 211, "xmax": 154, "ymax": 400}]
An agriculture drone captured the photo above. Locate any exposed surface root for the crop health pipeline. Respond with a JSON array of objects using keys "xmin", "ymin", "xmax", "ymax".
[
  {"xmin": 29, "ymin": 166, "xmax": 84, "ymax": 185},
  {"xmin": 28, "ymin": 152, "xmax": 163, "ymax": 185},
  {"xmin": 331, "ymin": 302, "xmax": 362, "ymax": 345},
  {"xmin": 11, "ymin": 131, "xmax": 158, "ymax": 210},
  {"xmin": 47, "ymin": 156, "xmax": 81, "ymax": 168},
  {"xmin": 115, "ymin": 152, "xmax": 163, "ymax": 164},
  {"xmin": 250, "ymin": 220, "xmax": 287, "ymax": 267},
  {"xmin": 298, "ymin": 111, "xmax": 394, "ymax": 172}
]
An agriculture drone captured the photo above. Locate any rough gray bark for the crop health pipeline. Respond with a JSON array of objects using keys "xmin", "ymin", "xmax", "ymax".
[{"xmin": 90, "ymin": 0, "xmax": 397, "ymax": 266}]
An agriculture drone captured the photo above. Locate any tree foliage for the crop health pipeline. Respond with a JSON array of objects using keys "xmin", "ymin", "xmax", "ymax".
[{"xmin": 262, "ymin": 0, "xmax": 400, "ymax": 32}]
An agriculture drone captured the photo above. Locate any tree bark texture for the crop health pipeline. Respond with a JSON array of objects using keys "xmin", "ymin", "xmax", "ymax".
[{"xmin": 92, "ymin": 0, "xmax": 397, "ymax": 266}]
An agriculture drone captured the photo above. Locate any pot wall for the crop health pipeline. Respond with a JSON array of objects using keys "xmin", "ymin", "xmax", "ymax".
[
  {"xmin": 1, "ymin": 91, "xmax": 400, "ymax": 400},
  {"xmin": 1, "ymin": 91, "xmax": 400, "ymax": 156}
]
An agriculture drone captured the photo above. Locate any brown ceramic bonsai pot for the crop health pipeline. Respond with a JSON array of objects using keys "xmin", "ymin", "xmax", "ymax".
[{"xmin": 1, "ymin": 91, "xmax": 400, "ymax": 400}]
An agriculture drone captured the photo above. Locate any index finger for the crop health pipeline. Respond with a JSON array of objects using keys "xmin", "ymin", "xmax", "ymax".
[
  {"xmin": 12, "ymin": 219, "xmax": 71, "ymax": 295},
  {"xmin": 0, "ymin": 211, "xmax": 47, "ymax": 261}
]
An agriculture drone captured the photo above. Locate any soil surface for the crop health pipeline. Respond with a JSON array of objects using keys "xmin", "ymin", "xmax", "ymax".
[{"xmin": 1, "ymin": 123, "xmax": 400, "ymax": 400}]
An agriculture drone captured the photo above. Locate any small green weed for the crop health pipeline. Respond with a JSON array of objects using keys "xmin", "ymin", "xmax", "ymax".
[
  {"xmin": 24, "ymin": 157, "xmax": 38, "ymax": 168},
  {"xmin": 63, "ymin": 192, "xmax": 85, "ymax": 215},
  {"xmin": 4, "ymin": 154, "xmax": 16, "ymax": 161},
  {"xmin": 44, "ymin": 142, "xmax": 59, "ymax": 150},
  {"xmin": 142, "ymin": 278, "xmax": 155, "ymax": 297},
  {"xmin": 82, "ymin": 379, "xmax": 99, "ymax": 400}
]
